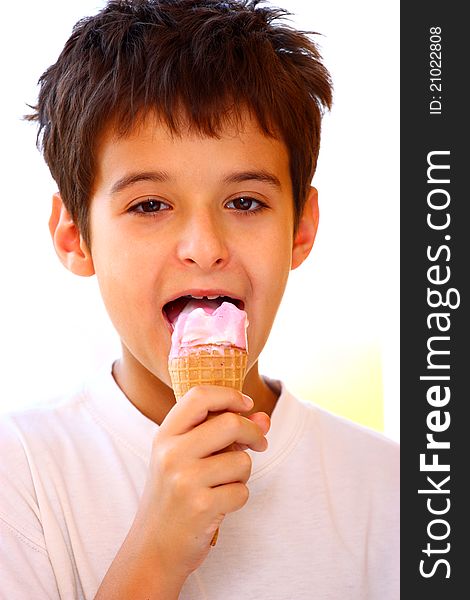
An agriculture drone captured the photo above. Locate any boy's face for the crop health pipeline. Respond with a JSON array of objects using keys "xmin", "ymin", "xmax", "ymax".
[{"xmin": 55, "ymin": 111, "xmax": 317, "ymax": 389}]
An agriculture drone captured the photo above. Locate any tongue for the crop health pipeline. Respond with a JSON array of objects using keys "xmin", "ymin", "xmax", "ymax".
[
  {"xmin": 182, "ymin": 299, "xmax": 221, "ymax": 316},
  {"xmin": 167, "ymin": 298, "xmax": 222, "ymax": 327}
]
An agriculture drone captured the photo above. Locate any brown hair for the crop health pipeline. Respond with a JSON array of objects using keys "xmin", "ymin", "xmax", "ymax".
[{"xmin": 28, "ymin": 0, "xmax": 332, "ymax": 247}]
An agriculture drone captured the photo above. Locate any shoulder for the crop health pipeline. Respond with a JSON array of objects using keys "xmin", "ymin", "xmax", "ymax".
[
  {"xmin": 0, "ymin": 383, "xmax": 88, "ymax": 485},
  {"xmin": 0, "ymin": 374, "xmax": 104, "ymax": 506},
  {"xmin": 0, "ymin": 361, "xmax": 122, "ymax": 451},
  {"xmin": 291, "ymin": 390, "xmax": 399, "ymax": 541},
  {"xmin": 0, "ymin": 384, "xmax": 90, "ymax": 454},
  {"xmin": 296, "ymin": 392, "xmax": 397, "ymax": 457},
  {"xmin": 283, "ymin": 388, "xmax": 399, "ymax": 493}
]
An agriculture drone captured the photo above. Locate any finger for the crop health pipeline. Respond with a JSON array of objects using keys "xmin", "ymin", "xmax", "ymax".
[
  {"xmin": 162, "ymin": 385, "xmax": 254, "ymax": 436},
  {"xmin": 246, "ymin": 411, "xmax": 271, "ymax": 435},
  {"xmin": 211, "ymin": 481, "xmax": 250, "ymax": 515},
  {"xmin": 197, "ymin": 451, "xmax": 252, "ymax": 487},
  {"xmin": 233, "ymin": 412, "xmax": 270, "ymax": 449},
  {"xmin": 181, "ymin": 411, "xmax": 267, "ymax": 457}
]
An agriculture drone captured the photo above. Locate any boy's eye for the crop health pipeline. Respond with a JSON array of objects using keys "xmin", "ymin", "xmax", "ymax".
[
  {"xmin": 226, "ymin": 196, "xmax": 262, "ymax": 212},
  {"xmin": 130, "ymin": 198, "xmax": 171, "ymax": 213}
]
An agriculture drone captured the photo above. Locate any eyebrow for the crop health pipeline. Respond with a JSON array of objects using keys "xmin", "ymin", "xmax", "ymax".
[
  {"xmin": 110, "ymin": 171, "xmax": 170, "ymax": 194},
  {"xmin": 109, "ymin": 168, "xmax": 282, "ymax": 195},
  {"xmin": 223, "ymin": 170, "xmax": 282, "ymax": 189}
]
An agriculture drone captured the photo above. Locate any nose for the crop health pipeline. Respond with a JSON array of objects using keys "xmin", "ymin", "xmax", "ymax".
[{"xmin": 176, "ymin": 211, "xmax": 229, "ymax": 270}]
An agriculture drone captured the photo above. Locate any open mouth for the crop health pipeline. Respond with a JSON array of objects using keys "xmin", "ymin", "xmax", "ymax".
[{"xmin": 163, "ymin": 295, "xmax": 244, "ymax": 329}]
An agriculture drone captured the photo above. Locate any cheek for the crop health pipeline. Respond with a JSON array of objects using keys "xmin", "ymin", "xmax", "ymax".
[
  {"xmin": 249, "ymin": 226, "xmax": 292, "ymax": 325},
  {"xmin": 91, "ymin": 234, "xmax": 154, "ymax": 324},
  {"xmin": 261, "ymin": 223, "xmax": 293, "ymax": 285}
]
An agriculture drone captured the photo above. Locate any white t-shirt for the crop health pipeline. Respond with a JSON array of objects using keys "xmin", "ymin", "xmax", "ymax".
[{"xmin": 0, "ymin": 365, "xmax": 399, "ymax": 599}]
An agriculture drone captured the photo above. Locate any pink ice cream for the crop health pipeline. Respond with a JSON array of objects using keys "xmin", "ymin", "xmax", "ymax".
[{"xmin": 169, "ymin": 300, "xmax": 248, "ymax": 359}]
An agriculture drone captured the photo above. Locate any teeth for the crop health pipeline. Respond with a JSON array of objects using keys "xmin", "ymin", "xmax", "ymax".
[{"xmin": 188, "ymin": 294, "xmax": 222, "ymax": 300}]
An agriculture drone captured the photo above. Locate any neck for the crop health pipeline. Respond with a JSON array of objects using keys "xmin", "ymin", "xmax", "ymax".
[{"xmin": 112, "ymin": 345, "xmax": 278, "ymax": 426}]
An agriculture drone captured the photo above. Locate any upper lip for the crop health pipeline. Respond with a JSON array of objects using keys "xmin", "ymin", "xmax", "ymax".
[{"xmin": 162, "ymin": 289, "xmax": 245, "ymax": 307}]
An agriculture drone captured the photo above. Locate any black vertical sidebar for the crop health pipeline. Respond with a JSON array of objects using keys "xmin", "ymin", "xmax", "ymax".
[{"xmin": 401, "ymin": 2, "xmax": 467, "ymax": 598}]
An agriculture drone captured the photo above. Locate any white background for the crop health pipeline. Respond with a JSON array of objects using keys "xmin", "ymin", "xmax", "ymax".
[{"xmin": 0, "ymin": 1, "xmax": 399, "ymax": 440}]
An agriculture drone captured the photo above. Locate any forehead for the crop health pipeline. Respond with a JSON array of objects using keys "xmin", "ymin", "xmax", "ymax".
[{"xmin": 94, "ymin": 109, "xmax": 292, "ymax": 191}]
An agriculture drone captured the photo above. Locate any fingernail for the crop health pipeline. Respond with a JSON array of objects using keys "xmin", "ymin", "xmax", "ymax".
[{"xmin": 242, "ymin": 394, "xmax": 254, "ymax": 408}]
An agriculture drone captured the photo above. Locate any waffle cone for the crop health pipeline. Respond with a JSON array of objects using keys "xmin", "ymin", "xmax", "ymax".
[{"xmin": 168, "ymin": 345, "xmax": 247, "ymax": 401}]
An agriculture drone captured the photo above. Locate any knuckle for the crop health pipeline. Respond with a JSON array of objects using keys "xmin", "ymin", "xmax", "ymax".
[
  {"xmin": 182, "ymin": 386, "xmax": 203, "ymax": 403},
  {"xmin": 237, "ymin": 483, "xmax": 250, "ymax": 507},
  {"xmin": 221, "ymin": 411, "xmax": 241, "ymax": 433},
  {"xmin": 157, "ymin": 443, "xmax": 179, "ymax": 474},
  {"xmin": 183, "ymin": 385, "xmax": 217, "ymax": 413},
  {"xmin": 192, "ymin": 490, "xmax": 213, "ymax": 516},
  {"xmin": 238, "ymin": 451, "xmax": 252, "ymax": 474},
  {"xmin": 170, "ymin": 469, "xmax": 192, "ymax": 496}
]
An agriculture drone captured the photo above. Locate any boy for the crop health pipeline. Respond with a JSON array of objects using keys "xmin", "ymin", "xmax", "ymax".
[{"xmin": 0, "ymin": 0, "xmax": 399, "ymax": 598}]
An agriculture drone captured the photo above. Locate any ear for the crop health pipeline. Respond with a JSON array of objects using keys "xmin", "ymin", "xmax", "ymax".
[
  {"xmin": 291, "ymin": 186, "xmax": 319, "ymax": 270},
  {"xmin": 49, "ymin": 193, "xmax": 95, "ymax": 276}
]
